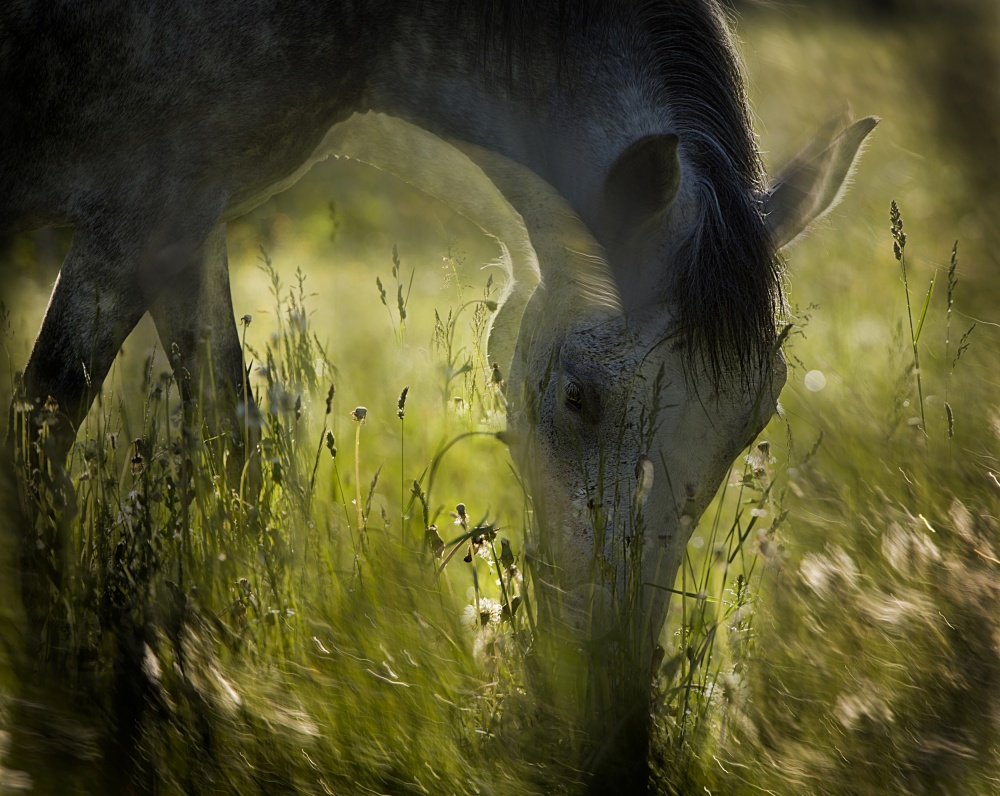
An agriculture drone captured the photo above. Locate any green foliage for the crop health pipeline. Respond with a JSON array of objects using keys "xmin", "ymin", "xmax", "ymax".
[
  {"xmin": 0, "ymin": 247, "xmax": 549, "ymax": 793},
  {"xmin": 0, "ymin": 229, "xmax": 768, "ymax": 792}
]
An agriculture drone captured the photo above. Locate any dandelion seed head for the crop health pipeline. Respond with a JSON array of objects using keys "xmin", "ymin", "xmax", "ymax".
[{"xmin": 462, "ymin": 598, "xmax": 503, "ymax": 632}]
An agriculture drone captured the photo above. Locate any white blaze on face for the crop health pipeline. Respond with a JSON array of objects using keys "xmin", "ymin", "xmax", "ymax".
[{"xmin": 510, "ymin": 303, "xmax": 785, "ymax": 662}]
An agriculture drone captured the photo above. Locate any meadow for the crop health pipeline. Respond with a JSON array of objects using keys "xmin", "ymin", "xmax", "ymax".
[{"xmin": 2, "ymin": 3, "xmax": 999, "ymax": 794}]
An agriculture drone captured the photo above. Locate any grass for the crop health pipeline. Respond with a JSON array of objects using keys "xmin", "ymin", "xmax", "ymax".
[
  {"xmin": 0, "ymin": 218, "xmax": 779, "ymax": 792},
  {"xmin": 5, "ymin": 194, "xmax": 996, "ymax": 793},
  {"xmin": 1, "ymin": 238, "xmax": 539, "ymax": 793}
]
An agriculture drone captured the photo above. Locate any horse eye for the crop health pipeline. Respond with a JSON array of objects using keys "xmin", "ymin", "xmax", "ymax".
[{"xmin": 564, "ymin": 381, "xmax": 584, "ymax": 412}]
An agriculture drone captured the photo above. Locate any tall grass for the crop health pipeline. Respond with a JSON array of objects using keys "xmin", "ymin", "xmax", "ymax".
[
  {"xmin": 682, "ymin": 203, "xmax": 1000, "ymax": 795},
  {"xmin": 2, "ymin": 193, "xmax": 999, "ymax": 793},
  {"xmin": 0, "ymin": 220, "xmax": 759, "ymax": 793}
]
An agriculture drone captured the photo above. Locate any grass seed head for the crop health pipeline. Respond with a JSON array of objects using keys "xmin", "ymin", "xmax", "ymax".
[{"xmin": 890, "ymin": 200, "xmax": 907, "ymax": 260}]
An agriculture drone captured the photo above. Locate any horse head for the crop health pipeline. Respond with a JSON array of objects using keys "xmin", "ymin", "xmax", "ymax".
[
  {"xmin": 475, "ymin": 116, "xmax": 878, "ymax": 680},
  {"xmin": 324, "ymin": 110, "xmax": 875, "ymax": 741}
]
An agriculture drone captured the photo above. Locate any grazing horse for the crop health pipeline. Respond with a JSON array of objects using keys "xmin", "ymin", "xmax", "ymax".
[{"xmin": 1, "ymin": 0, "xmax": 875, "ymax": 788}]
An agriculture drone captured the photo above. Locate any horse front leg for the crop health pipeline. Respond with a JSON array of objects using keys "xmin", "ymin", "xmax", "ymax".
[
  {"xmin": 9, "ymin": 220, "xmax": 156, "ymax": 667},
  {"xmin": 148, "ymin": 224, "xmax": 261, "ymax": 498},
  {"xmin": 14, "ymin": 227, "xmax": 152, "ymax": 480}
]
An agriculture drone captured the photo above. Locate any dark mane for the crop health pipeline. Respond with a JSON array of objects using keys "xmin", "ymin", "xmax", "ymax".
[{"xmin": 442, "ymin": 0, "xmax": 783, "ymax": 380}]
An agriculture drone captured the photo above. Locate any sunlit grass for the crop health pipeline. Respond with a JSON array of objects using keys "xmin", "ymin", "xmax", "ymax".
[{"xmin": 0, "ymin": 213, "xmax": 770, "ymax": 792}]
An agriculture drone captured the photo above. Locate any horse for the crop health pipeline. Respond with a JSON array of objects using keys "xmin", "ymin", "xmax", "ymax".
[{"xmin": 0, "ymin": 0, "xmax": 875, "ymax": 788}]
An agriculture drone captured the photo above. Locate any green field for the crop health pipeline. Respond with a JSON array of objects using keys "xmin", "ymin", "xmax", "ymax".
[{"xmin": 2, "ymin": 4, "xmax": 999, "ymax": 794}]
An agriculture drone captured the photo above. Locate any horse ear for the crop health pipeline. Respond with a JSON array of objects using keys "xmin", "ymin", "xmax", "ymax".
[
  {"xmin": 602, "ymin": 134, "xmax": 682, "ymax": 246},
  {"xmin": 764, "ymin": 115, "xmax": 879, "ymax": 249}
]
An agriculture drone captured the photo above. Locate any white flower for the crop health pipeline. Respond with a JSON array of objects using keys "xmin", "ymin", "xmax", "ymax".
[{"xmin": 461, "ymin": 598, "xmax": 502, "ymax": 631}]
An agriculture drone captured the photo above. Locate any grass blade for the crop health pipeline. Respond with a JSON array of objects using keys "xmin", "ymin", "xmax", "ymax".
[{"xmin": 913, "ymin": 274, "xmax": 935, "ymax": 345}]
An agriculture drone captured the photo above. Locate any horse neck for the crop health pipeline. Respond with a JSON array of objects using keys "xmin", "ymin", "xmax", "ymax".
[{"xmin": 362, "ymin": 20, "xmax": 672, "ymax": 239}]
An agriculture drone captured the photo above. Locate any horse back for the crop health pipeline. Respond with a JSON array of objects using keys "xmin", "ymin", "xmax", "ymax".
[{"xmin": 0, "ymin": 0, "xmax": 376, "ymax": 235}]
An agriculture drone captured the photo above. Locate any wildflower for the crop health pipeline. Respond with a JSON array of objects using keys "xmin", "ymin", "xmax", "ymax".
[
  {"xmin": 472, "ymin": 537, "xmax": 491, "ymax": 561},
  {"xmin": 462, "ymin": 598, "xmax": 503, "ymax": 631},
  {"xmin": 745, "ymin": 442, "xmax": 775, "ymax": 477},
  {"xmin": 350, "ymin": 406, "xmax": 367, "ymax": 424},
  {"xmin": 240, "ymin": 314, "xmax": 252, "ymax": 326},
  {"xmin": 469, "ymin": 524, "xmax": 498, "ymax": 561}
]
